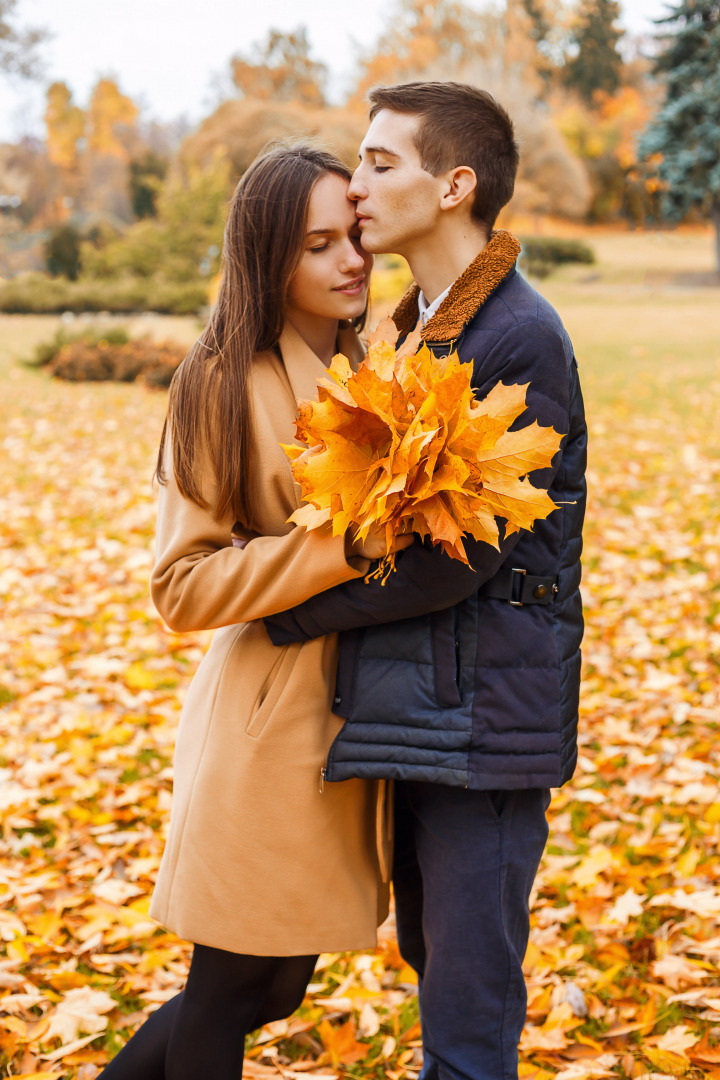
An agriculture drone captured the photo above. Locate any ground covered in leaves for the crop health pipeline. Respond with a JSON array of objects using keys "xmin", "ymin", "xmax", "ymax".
[{"xmin": 1, "ymin": 231, "xmax": 719, "ymax": 1079}]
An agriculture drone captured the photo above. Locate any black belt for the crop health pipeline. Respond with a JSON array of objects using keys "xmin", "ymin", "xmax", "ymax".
[{"xmin": 478, "ymin": 567, "xmax": 558, "ymax": 607}]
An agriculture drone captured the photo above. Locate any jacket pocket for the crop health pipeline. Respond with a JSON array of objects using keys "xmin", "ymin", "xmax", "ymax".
[
  {"xmin": 431, "ymin": 607, "xmax": 463, "ymax": 707},
  {"xmin": 245, "ymin": 644, "xmax": 297, "ymax": 739}
]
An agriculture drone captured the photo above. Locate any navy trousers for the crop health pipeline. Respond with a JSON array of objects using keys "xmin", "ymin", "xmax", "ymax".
[{"xmin": 392, "ymin": 782, "xmax": 550, "ymax": 1080}]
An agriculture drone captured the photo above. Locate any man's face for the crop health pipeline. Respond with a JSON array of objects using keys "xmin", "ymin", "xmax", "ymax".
[{"xmin": 348, "ymin": 110, "xmax": 445, "ymax": 256}]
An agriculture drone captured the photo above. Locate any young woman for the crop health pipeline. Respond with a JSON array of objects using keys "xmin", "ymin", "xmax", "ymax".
[{"xmin": 100, "ymin": 144, "xmax": 411, "ymax": 1079}]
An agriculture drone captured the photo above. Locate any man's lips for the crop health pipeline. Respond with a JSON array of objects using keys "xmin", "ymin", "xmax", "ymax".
[
  {"xmin": 356, "ymin": 213, "xmax": 372, "ymax": 227},
  {"xmin": 334, "ymin": 276, "xmax": 366, "ymax": 295}
]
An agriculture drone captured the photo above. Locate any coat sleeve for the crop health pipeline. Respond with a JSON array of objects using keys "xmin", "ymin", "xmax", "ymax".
[
  {"xmin": 263, "ymin": 321, "xmax": 571, "ymax": 645},
  {"xmin": 150, "ymin": 441, "xmax": 370, "ymax": 633}
]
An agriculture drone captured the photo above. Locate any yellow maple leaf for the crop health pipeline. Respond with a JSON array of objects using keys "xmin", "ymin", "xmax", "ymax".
[{"xmin": 284, "ymin": 332, "xmax": 563, "ymax": 580}]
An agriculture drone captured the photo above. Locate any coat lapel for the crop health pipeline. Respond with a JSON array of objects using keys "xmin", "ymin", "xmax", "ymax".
[
  {"xmin": 278, "ymin": 321, "xmax": 327, "ymax": 406},
  {"xmin": 276, "ymin": 320, "xmax": 366, "ymax": 511},
  {"xmin": 278, "ymin": 319, "xmax": 365, "ymax": 405}
]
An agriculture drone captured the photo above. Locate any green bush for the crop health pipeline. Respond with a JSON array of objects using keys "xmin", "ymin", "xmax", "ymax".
[
  {"xmin": 519, "ymin": 237, "xmax": 596, "ymax": 279},
  {"xmin": 28, "ymin": 328, "xmax": 186, "ymax": 388},
  {"xmin": 45, "ymin": 224, "xmax": 83, "ymax": 280},
  {"xmin": 0, "ymin": 274, "xmax": 207, "ymax": 315}
]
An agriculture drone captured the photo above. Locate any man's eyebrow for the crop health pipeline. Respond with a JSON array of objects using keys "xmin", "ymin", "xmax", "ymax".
[{"xmin": 359, "ymin": 145, "xmax": 400, "ymax": 160}]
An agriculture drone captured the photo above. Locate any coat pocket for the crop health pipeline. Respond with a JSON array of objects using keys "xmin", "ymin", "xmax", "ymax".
[
  {"xmin": 245, "ymin": 644, "xmax": 297, "ymax": 739},
  {"xmin": 431, "ymin": 607, "xmax": 463, "ymax": 708}
]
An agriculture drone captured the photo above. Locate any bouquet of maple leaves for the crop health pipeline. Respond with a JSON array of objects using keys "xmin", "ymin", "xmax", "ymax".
[{"xmin": 283, "ymin": 320, "xmax": 564, "ymax": 582}]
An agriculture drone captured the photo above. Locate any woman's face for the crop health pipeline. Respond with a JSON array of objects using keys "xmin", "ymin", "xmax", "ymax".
[{"xmin": 287, "ymin": 172, "xmax": 373, "ymax": 323}]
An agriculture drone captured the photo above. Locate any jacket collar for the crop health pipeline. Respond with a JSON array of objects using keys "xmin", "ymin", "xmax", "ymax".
[{"xmin": 392, "ymin": 230, "xmax": 522, "ymax": 342}]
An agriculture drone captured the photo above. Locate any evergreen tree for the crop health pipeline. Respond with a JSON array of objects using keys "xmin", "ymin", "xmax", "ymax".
[
  {"xmin": 521, "ymin": 0, "xmax": 555, "ymax": 87},
  {"xmin": 639, "ymin": 1, "xmax": 720, "ymax": 274},
  {"xmin": 562, "ymin": 0, "xmax": 624, "ymax": 103},
  {"xmin": 129, "ymin": 152, "xmax": 167, "ymax": 219},
  {"xmin": 45, "ymin": 224, "xmax": 82, "ymax": 280}
]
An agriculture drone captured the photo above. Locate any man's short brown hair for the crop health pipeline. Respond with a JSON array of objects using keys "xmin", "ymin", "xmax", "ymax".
[{"xmin": 368, "ymin": 81, "xmax": 519, "ymax": 235}]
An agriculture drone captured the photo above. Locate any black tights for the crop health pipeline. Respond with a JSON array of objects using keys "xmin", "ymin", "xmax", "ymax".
[{"xmin": 99, "ymin": 944, "xmax": 318, "ymax": 1079}]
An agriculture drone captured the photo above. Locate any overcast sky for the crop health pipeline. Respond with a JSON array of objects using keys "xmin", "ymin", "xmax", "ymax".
[{"xmin": 0, "ymin": 0, "xmax": 674, "ymax": 143}]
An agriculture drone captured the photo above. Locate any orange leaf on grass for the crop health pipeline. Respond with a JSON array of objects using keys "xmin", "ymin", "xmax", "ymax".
[
  {"xmin": 690, "ymin": 1033, "xmax": 720, "ymax": 1065},
  {"xmin": 317, "ymin": 1017, "xmax": 367, "ymax": 1066}
]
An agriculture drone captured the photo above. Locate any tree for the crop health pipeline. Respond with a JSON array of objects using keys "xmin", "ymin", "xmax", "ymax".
[
  {"xmin": 129, "ymin": 151, "xmax": 167, "ymax": 218},
  {"xmin": 562, "ymin": 0, "xmax": 624, "ymax": 103},
  {"xmin": 521, "ymin": 0, "xmax": 573, "ymax": 87},
  {"xmin": 179, "ymin": 97, "xmax": 366, "ymax": 179},
  {"xmin": 639, "ymin": 1, "xmax": 720, "ymax": 273},
  {"xmin": 350, "ymin": 0, "xmax": 490, "ymax": 105},
  {"xmin": 558, "ymin": 86, "xmax": 657, "ymax": 223},
  {"xmin": 230, "ymin": 26, "xmax": 326, "ymax": 107},
  {"xmin": 87, "ymin": 78, "xmax": 138, "ymax": 157},
  {"xmin": 45, "ymin": 82, "xmax": 85, "ymax": 172},
  {"xmin": 0, "ymin": 0, "xmax": 46, "ymax": 77},
  {"xmin": 45, "ymin": 223, "xmax": 82, "ymax": 279},
  {"xmin": 85, "ymin": 78, "xmax": 140, "ymax": 220}
]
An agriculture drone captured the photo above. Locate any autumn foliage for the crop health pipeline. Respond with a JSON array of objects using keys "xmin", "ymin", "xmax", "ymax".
[
  {"xmin": 1, "ymin": 242, "xmax": 720, "ymax": 1077},
  {"xmin": 285, "ymin": 321, "xmax": 562, "ymax": 579}
]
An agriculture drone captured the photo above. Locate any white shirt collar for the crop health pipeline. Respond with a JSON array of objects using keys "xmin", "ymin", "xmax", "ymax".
[{"xmin": 417, "ymin": 282, "xmax": 453, "ymax": 326}]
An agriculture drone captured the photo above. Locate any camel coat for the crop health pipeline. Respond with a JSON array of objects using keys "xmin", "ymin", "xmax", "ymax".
[{"xmin": 149, "ymin": 321, "xmax": 391, "ymax": 956}]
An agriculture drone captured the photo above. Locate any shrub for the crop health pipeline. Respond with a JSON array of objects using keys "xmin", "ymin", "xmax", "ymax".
[
  {"xmin": 519, "ymin": 237, "xmax": 596, "ymax": 279},
  {"xmin": 45, "ymin": 224, "xmax": 83, "ymax": 280},
  {"xmin": 0, "ymin": 274, "xmax": 208, "ymax": 315},
  {"xmin": 30, "ymin": 329, "xmax": 186, "ymax": 388},
  {"xmin": 27, "ymin": 326, "xmax": 131, "ymax": 369}
]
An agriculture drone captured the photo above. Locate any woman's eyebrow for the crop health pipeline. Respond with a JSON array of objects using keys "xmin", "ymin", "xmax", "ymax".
[{"xmin": 306, "ymin": 227, "xmax": 334, "ymax": 237}]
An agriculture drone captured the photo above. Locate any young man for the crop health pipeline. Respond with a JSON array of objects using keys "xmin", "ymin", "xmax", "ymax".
[{"xmin": 266, "ymin": 82, "xmax": 587, "ymax": 1080}]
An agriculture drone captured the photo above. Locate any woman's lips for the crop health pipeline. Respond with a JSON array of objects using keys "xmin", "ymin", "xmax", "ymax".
[{"xmin": 334, "ymin": 277, "xmax": 366, "ymax": 296}]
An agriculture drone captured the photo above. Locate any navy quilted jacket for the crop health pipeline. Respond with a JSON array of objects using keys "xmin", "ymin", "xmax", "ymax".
[{"xmin": 265, "ymin": 232, "xmax": 587, "ymax": 790}]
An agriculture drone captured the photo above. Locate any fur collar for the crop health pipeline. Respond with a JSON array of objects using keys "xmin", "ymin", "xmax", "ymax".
[{"xmin": 392, "ymin": 230, "xmax": 522, "ymax": 342}]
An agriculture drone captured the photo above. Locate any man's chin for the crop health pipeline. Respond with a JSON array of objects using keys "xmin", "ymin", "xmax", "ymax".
[{"xmin": 359, "ymin": 232, "xmax": 394, "ymax": 255}]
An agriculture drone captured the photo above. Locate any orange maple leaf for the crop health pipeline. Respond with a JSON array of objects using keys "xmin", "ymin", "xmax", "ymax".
[{"xmin": 283, "ymin": 333, "xmax": 563, "ymax": 581}]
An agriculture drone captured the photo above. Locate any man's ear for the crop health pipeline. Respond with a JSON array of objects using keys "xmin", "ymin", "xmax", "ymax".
[{"xmin": 439, "ymin": 166, "xmax": 477, "ymax": 212}]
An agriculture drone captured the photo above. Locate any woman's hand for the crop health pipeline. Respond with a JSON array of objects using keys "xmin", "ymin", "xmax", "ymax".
[{"xmin": 346, "ymin": 523, "xmax": 415, "ymax": 562}]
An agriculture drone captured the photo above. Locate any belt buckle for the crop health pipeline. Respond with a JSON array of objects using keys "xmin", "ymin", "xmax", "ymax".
[{"xmin": 509, "ymin": 568, "xmax": 526, "ymax": 606}]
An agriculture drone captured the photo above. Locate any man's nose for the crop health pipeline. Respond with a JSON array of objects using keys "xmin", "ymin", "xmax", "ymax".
[{"xmin": 348, "ymin": 166, "xmax": 366, "ymax": 202}]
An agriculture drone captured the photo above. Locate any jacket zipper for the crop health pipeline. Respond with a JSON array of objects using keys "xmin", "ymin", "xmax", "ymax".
[
  {"xmin": 319, "ymin": 766, "xmax": 326, "ymax": 794},
  {"xmin": 453, "ymin": 604, "xmax": 462, "ymax": 698}
]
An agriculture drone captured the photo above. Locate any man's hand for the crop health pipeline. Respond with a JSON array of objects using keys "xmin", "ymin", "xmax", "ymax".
[{"xmin": 346, "ymin": 522, "xmax": 415, "ymax": 562}]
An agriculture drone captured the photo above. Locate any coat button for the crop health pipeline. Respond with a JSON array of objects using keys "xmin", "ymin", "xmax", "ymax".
[
  {"xmin": 333, "ymin": 695, "xmax": 342, "ymax": 705},
  {"xmin": 533, "ymin": 584, "xmax": 548, "ymax": 599}
]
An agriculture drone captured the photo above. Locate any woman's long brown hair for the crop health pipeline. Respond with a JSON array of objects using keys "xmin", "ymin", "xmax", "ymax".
[{"xmin": 155, "ymin": 143, "xmax": 360, "ymax": 528}]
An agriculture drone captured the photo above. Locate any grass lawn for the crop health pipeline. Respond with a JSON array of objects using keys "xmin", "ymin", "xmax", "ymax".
[{"xmin": 0, "ymin": 229, "xmax": 719, "ymax": 1078}]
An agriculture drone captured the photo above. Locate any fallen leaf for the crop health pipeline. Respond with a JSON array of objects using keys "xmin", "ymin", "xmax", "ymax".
[{"xmin": 43, "ymin": 987, "xmax": 116, "ymax": 1044}]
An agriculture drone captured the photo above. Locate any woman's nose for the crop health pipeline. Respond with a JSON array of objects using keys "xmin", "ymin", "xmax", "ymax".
[{"xmin": 341, "ymin": 241, "xmax": 367, "ymax": 272}]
